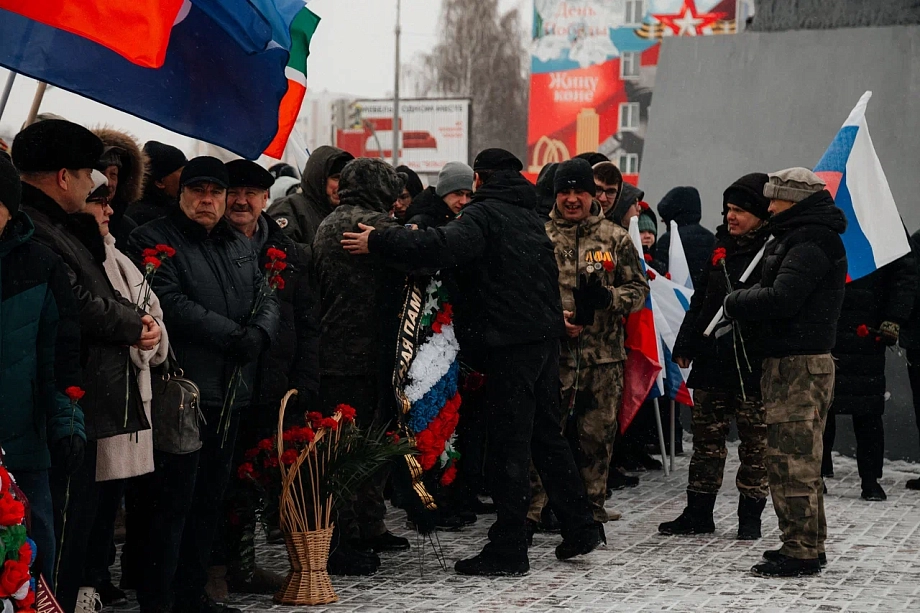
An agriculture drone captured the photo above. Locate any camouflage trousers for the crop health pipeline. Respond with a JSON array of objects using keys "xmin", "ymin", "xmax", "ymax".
[
  {"xmin": 688, "ymin": 390, "xmax": 768, "ymax": 499},
  {"xmin": 762, "ymin": 354, "xmax": 835, "ymax": 560},
  {"xmin": 529, "ymin": 361, "xmax": 623, "ymax": 523}
]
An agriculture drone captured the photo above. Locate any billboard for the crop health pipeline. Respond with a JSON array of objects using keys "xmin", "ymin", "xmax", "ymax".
[
  {"xmin": 335, "ymin": 98, "xmax": 471, "ymax": 174},
  {"xmin": 527, "ymin": 0, "xmax": 738, "ymax": 182}
]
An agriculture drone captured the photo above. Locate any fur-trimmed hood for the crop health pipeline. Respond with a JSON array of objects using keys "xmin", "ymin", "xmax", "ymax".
[{"xmin": 92, "ymin": 127, "xmax": 148, "ymax": 206}]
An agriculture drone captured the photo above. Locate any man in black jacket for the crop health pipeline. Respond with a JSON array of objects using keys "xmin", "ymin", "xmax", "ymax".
[
  {"xmin": 125, "ymin": 141, "xmax": 186, "ymax": 226},
  {"xmin": 127, "ymin": 157, "xmax": 279, "ymax": 613},
  {"xmin": 663, "ymin": 173, "xmax": 772, "ymax": 540},
  {"xmin": 725, "ymin": 168, "xmax": 847, "ymax": 578},
  {"xmin": 343, "ymin": 148, "xmax": 602, "ymax": 576},
  {"xmin": 269, "ymin": 145, "xmax": 354, "ymax": 247},
  {"xmin": 405, "ymin": 161, "xmax": 474, "ymax": 229},
  {"xmin": 13, "ymin": 120, "xmax": 158, "ymax": 613},
  {"xmin": 655, "ymin": 186, "xmax": 716, "ymax": 288}
]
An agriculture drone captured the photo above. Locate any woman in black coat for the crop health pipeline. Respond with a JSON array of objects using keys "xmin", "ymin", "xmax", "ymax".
[{"xmin": 822, "ymin": 243, "xmax": 918, "ymax": 501}]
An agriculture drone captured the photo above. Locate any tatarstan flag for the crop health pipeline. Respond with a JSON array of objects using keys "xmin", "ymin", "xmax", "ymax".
[{"xmin": 264, "ymin": 7, "xmax": 321, "ymax": 159}]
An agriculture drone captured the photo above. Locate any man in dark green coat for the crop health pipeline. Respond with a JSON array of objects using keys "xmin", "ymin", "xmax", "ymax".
[{"xmin": 0, "ymin": 154, "xmax": 83, "ymax": 586}]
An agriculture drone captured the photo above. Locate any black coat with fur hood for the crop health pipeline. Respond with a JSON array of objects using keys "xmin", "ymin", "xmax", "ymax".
[{"xmin": 93, "ymin": 127, "xmax": 147, "ymax": 245}]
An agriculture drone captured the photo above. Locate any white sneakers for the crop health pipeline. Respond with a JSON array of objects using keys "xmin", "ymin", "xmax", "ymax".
[{"xmin": 74, "ymin": 587, "xmax": 103, "ymax": 613}]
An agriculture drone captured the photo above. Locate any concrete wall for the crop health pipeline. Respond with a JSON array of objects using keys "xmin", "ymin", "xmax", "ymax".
[
  {"xmin": 640, "ymin": 25, "xmax": 920, "ymax": 463},
  {"xmin": 750, "ymin": 0, "xmax": 920, "ymax": 32}
]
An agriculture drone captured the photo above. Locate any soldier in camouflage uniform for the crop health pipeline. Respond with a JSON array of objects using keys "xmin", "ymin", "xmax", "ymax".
[
  {"xmin": 725, "ymin": 168, "xmax": 847, "ymax": 577},
  {"xmin": 528, "ymin": 159, "xmax": 648, "ymax": 530},
  {"xmin": 661, "ymin": 173, "xmax": 772, "ymax": 540}
]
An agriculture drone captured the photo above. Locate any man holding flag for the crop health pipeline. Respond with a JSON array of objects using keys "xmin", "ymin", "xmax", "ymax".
[
  {"xmin": 725, "ymin": 168, "xmax": 847, "ymax": 577},
  {"xmin": 662, "ymin": 173, "xmax": 772, "ymax": 541}
]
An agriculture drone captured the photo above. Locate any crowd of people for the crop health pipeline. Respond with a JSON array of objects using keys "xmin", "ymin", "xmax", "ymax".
[{"xmin": 2, "ymin": 115, "xmax": 920, "ymax": 613}]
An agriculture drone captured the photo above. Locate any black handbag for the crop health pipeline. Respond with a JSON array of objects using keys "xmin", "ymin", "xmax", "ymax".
[{"xmin": 151, "ymin": 347, "xmax": 205, "ymax": 454}]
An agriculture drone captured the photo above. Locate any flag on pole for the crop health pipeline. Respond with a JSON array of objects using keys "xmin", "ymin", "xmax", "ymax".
[
  {"xmin": 666, "ymin": 220, "xmax": 693, "ymax": 290},
  {"xmin": 0, "ymin": 0, "xmax": 186, "ymax": 68},
  {"xmin": 620, "ymin": 217, "xmax": 663, "ymax": 434},
  {"xmin": 648, "ymin": 271, "xmax": 694, "ymax": 407},
  {"xmin": 813, "ymin": 91, "xmax": 910, "ymax": 281}
]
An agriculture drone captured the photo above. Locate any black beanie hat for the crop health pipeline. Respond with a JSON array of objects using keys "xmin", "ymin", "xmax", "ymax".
[
  {"xmin": 0, "ymin": 155, "xmax": 22, "ymax": 219},
  {"xmin": 574, "ymin": 151, "xmax": 609, "ymax": 166},
  {"xmin": 554, "ymin": 158, "xmax": 596, "ymax": 196},
  {"xmin": 723, "ymin": 173, "xmax": 771, "ymax": 220},
  {"xmin": 395, "ymin": 165, "xmax": 424, "ymax": 198},
  {"xmin": 473, "ymin": 148, "xmax": 523, "ymax": 172},
  {"xmin": 144, "ymin": 141, "xmax": 187, "ymax": 182}
]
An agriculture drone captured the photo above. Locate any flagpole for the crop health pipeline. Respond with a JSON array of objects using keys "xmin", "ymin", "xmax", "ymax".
[
  {"xmin": 392, "ymin": 0, "xmax": 401, "ymax": 166},
  {"xmin": 652, "ymin": 398, "xmax": 670, "ymax": 478},
  {"xmin": 0, "ymin": 72, "xmax": 16, "ymax": 122},
  {"xmin": 24, "ymin": 81, "xmax": 47, "ymax": 127},
  {"xmin": 669, "ymin": 399, "xmax": 676, "ymax": 472}
]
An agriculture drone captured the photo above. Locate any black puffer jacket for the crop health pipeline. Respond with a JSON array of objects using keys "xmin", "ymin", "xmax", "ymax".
[
  {"xmin": 405, "ymin": 186, "xmax": 454, "ymax": 229},
  {"xmin": 724, "ymin": 190, "xmax": 848, "ymax": 358},
  {"xmin": 369, "ymin": 170, "xmax": 565, "ymax": 354},
  {"xmin": 674, "ymin": 224, "xmax": 770, "ymax": 394},
  {"xmin": 534, "ymin": 162, "xmax": 558, "ymax": 221},
  {"xmin": 831, "ymin": 244, "xmax": 917, "ymax": 416},
  {"xmin": 899, "ymin": 230, "xmax": 920, "ymax": 351},
  {"xmin": 269, "ymin": 146, "xmax": 354, "ymax": 247},
  {"xmin": 654, "ymin": 186, "xmax": 716, "ymax": 287},
  {"xmin": 22, "ymin": 184, "xmax": 147, "ymax": 440},
  {"xmin": 127, "ymin": 210, "xmax": 280, "ymax": 414}
]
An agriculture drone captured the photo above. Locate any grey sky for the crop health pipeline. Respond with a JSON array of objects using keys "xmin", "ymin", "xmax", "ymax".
[{"xmin": 0, "ymin": 0, "xmax": 531, "ymax": 153}]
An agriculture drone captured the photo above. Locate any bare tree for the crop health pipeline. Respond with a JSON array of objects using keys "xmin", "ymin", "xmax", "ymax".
[{"xmin": 410, "ymin": 0, "xmax": 529, "ymax": 160}]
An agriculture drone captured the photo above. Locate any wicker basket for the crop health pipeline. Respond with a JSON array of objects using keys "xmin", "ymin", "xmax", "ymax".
[{"xmin": 274, "ymin": 528, "xmax": 338, "ymax": 605}]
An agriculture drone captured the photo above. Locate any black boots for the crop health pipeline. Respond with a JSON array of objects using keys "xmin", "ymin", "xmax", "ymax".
[
  {"xmin": 861, "ymin": 479, "xmax": 887, "ymax": 501},
  {"xmin": 658, "ymin": 491, "xmax": 716, "ymax": 535},
  {"xmin": 752, "ymin": 553, "xmax": 821, "ymax": 577},
  {"xmin": 737, "ymin": 495, "xmax": 767, "ymax": 540}
]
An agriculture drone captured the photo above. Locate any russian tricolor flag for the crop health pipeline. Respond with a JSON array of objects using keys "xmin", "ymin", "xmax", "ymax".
[
  {"xmin": 814, "ymin": 91, "xmax": 910, "ymax": 281},
  {"xmin": 656, "ymin": 220, "xmax": 694, "ymax": 406}
]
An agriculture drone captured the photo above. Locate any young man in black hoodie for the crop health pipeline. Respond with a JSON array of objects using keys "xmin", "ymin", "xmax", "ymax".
[
  {"xmin": 662, "ymin": 173, "xmax": 772, "ymax": 540},
  {"xmin": 725, "ymin": 168, "xmax": 847, "ymax": 578},
  {"xmin": 655, "ymin": 186, "xmax": 716, "ymax": 287},
  {"xmin": 343, "ymin": 149, "xmax": 602, "ymax": 576}
]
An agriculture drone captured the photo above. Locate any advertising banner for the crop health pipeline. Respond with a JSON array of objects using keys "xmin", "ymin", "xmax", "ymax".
[{"xmin": 528, "ymin": 1, "xmax": 737, "ymax": 182}]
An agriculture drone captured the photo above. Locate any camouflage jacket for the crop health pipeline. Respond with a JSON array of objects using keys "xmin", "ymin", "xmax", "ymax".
[{"xmin": 546, "ymin": 203, "xmax": 649, "ymax": 366}]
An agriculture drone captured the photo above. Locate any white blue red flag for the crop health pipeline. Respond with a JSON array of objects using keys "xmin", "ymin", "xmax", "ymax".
[
  {"xmin": 813, "ymin": 91, "xmax": 910, "ymax": 281},
  {"xmin": 666, "ymin": 220, "xmax": 693, "ymax": 291},
  {"xmin": 648, "ymin": 272, "xmax": 694, "ymax": 407}
]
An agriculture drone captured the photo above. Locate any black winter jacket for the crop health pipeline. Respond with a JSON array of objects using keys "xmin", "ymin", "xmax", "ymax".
[
  {"xmin": 674, "ymin": 224, "xmax": 770, "ymax": 394},
  {"xmin": 724, "ymin": 190, "xmax": 848, "ymax": 358},
  {"xmin": 830, "ymin": 246, "xmax": 917, "ymax": 416},
  {"xmin": 127, "ymin": 210, "xmax": 280, "ymax": 414},
  {"xmin": 897, "ymin": 230, "xmax": 920, "ymax": 351},
  {"xmin": 22, "ymin": 184, "xmax": 147, "ymax": 440},
  {"xmin": 126, "ymin": 183, "xmax": 176, "ymax": 228},
  {"xmin": 405, "ymin": 186, "xmax": 455, "ymax": 229},
  {"xmin": 269, "ymin": 146, "xmax": 354, "ymax": 248},
  {"xmin": 654, "ymin": 186, "xmax": 716, "ymax": 286},
  {"xmin": 369, "ymin": 170, "xmax": 565, "ymax": 354}
]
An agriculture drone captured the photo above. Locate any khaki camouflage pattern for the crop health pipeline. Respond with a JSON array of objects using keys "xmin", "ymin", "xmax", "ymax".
[
  {"xmin": 761, "ymin": 354, "xmax": 835, "ymax": 559},
  {"xmin": 688, "ymin": 390, "xmax": 768, "ymax": 498},
  {"xmin": 529, "ymin": 361, "xmax": 624, "ymax": 523},
  {"xmin": 546, "ymin": 204, "xmax": 649, "ymax": 367}
]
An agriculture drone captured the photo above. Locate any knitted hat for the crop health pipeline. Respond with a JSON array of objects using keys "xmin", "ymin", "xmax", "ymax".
[
  {"xmin": 638, "ymin": 209, "xmax": 657, "ymax": 235},
  {"xmin": 436, "ymin": 162, "xmax": 474, "ymax": 197},
  {"xmin": 395, "ymin": 165, "xmax": 424, "ymax": 198},
  {"xmin": 12, "ymin": 119, "xmax": 103, "ymax": 173},
  {"xmin": 553, "ymin": 158, "xmax": 596, "ymax": 195},
  {"xmin": 723, "ymin": 173, "xmax": 771, "ymax": 220},
  {"xmin": 0, "ymin": 155, "xmax": 22, "ymax": 219},
  {"xmin": 472, "ymin": 148, "xmax": 523, "ymax": 172},
  {"xmin": 143, "ymin": 141, "xmax": 187, "ymax": 182},
  {"xmin": 763, "ymin": 167, "xmax": 826, "ymax": 203}
]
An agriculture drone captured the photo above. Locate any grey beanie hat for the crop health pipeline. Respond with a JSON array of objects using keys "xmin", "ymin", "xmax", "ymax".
[
  {"xmin": 436, "ymin": 162, "xmax": 474, "ymax": 197},
  {"xmin": 763, "ymin": 167, "xmax": 826, "ymax": 203}
]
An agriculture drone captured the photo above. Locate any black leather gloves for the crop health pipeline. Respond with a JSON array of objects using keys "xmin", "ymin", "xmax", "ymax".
[
  {"xmin": 571, "ymin": 273, "xmax": 612, "ymax": 326},
  {"xmin": 227, "ymin": 326, "xmax": 267, "ymax": 364}
]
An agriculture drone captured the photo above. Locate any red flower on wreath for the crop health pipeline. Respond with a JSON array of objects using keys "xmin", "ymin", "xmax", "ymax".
[
  {"xmin": 0, "ymin": 559, "xmax": 30, "ymax": 598},
  {"xmin": 711, "ymin": 247, "xmax": 727, "ymax": 267},
  {"xmin": 440, "ymin": 461, "xmax": 458, "ymax": 486},
  {"xmin": 856, "ymin": 324, "xmax": 870, "ymax": 338},
  {"xmin": 64, "ymin": 386, "xmax": 85, "ymax": 402},
  {"xmin": 603, "ymin": 260, "xmax": 614, "ymax": 272},
  {"xmin": 15, "ymin": 588, "xmax": 35, "ymax": 610},
  {"xmin": 266, "ymin": 247, "xmax": 287, "ymax": 261},
  {"xmin": 336, "ymin": 404, "xmax": 357, "ymax": 423}
]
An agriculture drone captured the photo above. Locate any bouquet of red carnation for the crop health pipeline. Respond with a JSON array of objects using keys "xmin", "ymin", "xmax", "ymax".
[{"xmin": 137, "ymin": 244, "xmax": 176, "ymax": 312}]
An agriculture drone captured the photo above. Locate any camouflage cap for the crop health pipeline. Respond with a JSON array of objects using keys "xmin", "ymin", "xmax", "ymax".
[{"xmin": 763, "ymin": 167, "xmax": 826, "ymax": 203}]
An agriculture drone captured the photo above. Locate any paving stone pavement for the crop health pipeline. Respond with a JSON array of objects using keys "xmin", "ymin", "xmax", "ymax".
[{"xmin": 112, "ymin": 441, "xmax": 920, "ymax": 612}]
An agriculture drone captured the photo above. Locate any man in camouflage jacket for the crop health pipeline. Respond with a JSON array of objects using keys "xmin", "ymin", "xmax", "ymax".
[{"xmin": 529, "ymin": 159, "xmax": 648, "ymax": 527}]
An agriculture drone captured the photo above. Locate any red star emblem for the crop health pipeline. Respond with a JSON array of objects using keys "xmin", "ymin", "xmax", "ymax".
[{"xmin": 653, "ymin": 0, "xmax": 725, "ymax": 36}]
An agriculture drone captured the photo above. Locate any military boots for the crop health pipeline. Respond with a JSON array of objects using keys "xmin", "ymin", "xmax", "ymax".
[{"xmin": 658, "ymin": 491, "xmax": 716, "ymax": 535}]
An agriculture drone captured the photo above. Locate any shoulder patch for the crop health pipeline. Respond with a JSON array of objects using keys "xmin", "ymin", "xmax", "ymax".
[{"xmin": 276, "ymin": 217, "xmax": 289, "ymax": 228}]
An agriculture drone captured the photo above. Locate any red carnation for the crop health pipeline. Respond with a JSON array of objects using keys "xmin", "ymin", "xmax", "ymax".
[
  {"xmin": 244, "ymin": 448, "xmax": 260, "ymax": 460},
  {"xmin": 441, "ymin": 303, "xmax": 454, "ymax": 318},
  {"xmin": 387, "ymin": 431, "xmax": 401, "ymax": 443},
  {"xmin": 257, "ymin": 438, "xmax": 274, "ymax": 451},
  {"xmin": 0, "ymin": 466, "xmax": 10, "ymax": 494},
  {"xmin": 856, "ymin": 324, "xmax": 870, "ymax": 338},
  {"xmin": 440, "ymin": 462, "xmax": 458, "ymax": 486},
  {"xmin": 155, "ymin": 244, "xmax": 176, "ymax": 257},
  {"xmin": 644, "ymin": 253, "xmax": 653, "ymax": 263},
  {"xmin": 270, "ymin": 276, "xmax": 286, "ymax": 291},
  {"xmin": 64, "ymin": 386, "xmax": 85, "ymax": 402},
  {"xmin": 647, "ymin": 269, "xmax": 657, "ymax": 280},
  {"xmin": 265, "ymin": 260, "xmax": 287, "ymax": 272},
  {"xmin": 281, "ymin": 449, "xmax": 299, "ymax": 466},
  {"xmin": 665, "ymin": 273, "xmax": 672, "ymax": 280},
  {"xmin": 264, "ymin": 456, "xmax": 279, "ymax": 468},
  {"xmin": 300, "ymin": 427, "xmax": 315, "ymax": 443},
  {"xmin": 142, "ymin": 248, "xmax": 159, "ymax": 258},
  {"xmin": 711, "ymin": 247, "xmax": 727, "ymax": 267},
  {"xmin": 419, "ymin": 453, "xmax": 438, "ymax": 471},
  {"xmin": 0, "ymin": 559, "xmax": 30, "ymax": 597},
  {"xmin": 15, "ymin": 588, "xmax": 35, "ymax": 610},
  {"xmin": 432, "ymin": 321, "xmax": 443, "ymax": 334},
  {"xmin": 307, "ymin": 412, "xmax": 324, "ymax": 429},
  {"xmin": 143, "ymin": 256, "xmax": 162, "ymax": 270},
  {"xmin": 336, "ymin": 404, "xmax": 357, "ymax": 423},
  {"xmin": 602, "ymin": 260, "xmax": 614, "ymax": 272},
  {"xmin": 266, "ymin": 247, "xmax": 287, "ymax": 261},
  {"xmin": 237, "ymin": 463, "xmax": 255, "ymax": 480},
  {"xmin": 320, "ymin": 417, "xmax": 339, "ymax": 431}
]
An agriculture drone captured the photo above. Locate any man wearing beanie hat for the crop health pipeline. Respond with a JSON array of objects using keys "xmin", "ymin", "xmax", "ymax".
[
  {"xmin": 392, "ymin": 165, "xmax": 424, "ymax": 222},
  {"xmin": 126, "ymin": 141, "xmax": 187, "ymax": 226},
  {"xmin": 724, "ymin": 167, "xmax": 847, "ymax": 577},
  {"xmin": 405, "ymin": 161, "xmax": 474, "ymax": 229},
  {"xmin": 0, "ymin": 154, "xmax": 83, "ymax": 588},
  {"xmin": 127, "ymin": 156, "xmax": 279, "ymax": 613},
  {"xmin": 664, "ymin": 173, "xmax": 772, "ymax": 542},
  {"xmin": 343, "ymin": 148, "xmax": 605, "ymax": 575},
  {"xmin": 528, "ymin": 157, "xmax": 648, "ymax": 534},
  {"xmin": 15, "ymin": 119, "xmax": 159, "ymax": 611}
]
